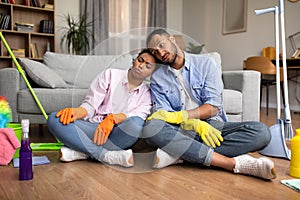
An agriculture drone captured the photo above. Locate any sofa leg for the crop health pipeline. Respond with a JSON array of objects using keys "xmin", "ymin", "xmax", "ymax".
[{"xmin": 39, "ymin": 124, "xmax": 44, "ymax": 137}]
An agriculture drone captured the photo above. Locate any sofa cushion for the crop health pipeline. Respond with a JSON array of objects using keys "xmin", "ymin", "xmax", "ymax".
[
  {"xmin": 18, "ymin": 58, "xmax": 68, "ymax": 88},
  {"xmin": 43, "ymin": 52, "xmax": 133, "ymax": 89},
  {"xmin": 201, "ymin": 52, "xmax": 222, "ymax": 79},
  {"xmin": 202, "ymin": 52, "xmax": 221, "ymax": 66},
  {"xmin": 18, "ymin": 88, "xmax": 87, "ymax": 114},
  {"xmin": 223, "ymin": 89, "xmax": 242, "ymax": 114}
]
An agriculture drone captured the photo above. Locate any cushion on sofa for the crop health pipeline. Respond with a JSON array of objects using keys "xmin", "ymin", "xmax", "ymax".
[
  {"xmin": 200, "ymin": 52, "xmax": 222, "ymax": 78},
  {"xmin": 43, "ymin": 52, "xmax": 133, "ymax": 89},
  {"xmin": 18, "ymin": 58, "xmax": 68, "ymax": 88},
  {"xmin": 18, "ymin": 88, "xmax": 87, "ymax": 114},
  {"xmin": 223, "ymin": 89, "xmax": 243, "ymax": 122},
  {"xmin": 202, "ymin": 52, "xmax": 221, "ymax": 66},
  {"xmin": 223, "ymin": 89, "xmax": 242, "ymax": 114}
]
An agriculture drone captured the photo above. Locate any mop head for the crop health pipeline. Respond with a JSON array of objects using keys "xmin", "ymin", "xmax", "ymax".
[{"xmin": 0, "ymin": 96, "xmax": 12, "ymax": 128}]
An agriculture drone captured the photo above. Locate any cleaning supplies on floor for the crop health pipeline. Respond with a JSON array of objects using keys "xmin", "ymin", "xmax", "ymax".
[
  {"xmin": 0, "ymin": 96, "xmax": 20, "ymax": 165},
  {"xmin": 281, "ymin": 179, "xmax": 300, "ymax": 192},
  {"xmin": 0, "ymin": 96, "xmax": 12, "ymax": 128},
  {"xmin": 19, "ymin": 119, "xmax": 33, "ymax": 181},
  {"xmin": 13, "ymin": 156, "xmax": 50, "ymax": 168},
  {"xmin": 290, "ymin": 128, "xmax": 300, "ymax": 178},
  {"xmin": 0, "ymin": 128, "xmax": 21, "ymax": 165}
]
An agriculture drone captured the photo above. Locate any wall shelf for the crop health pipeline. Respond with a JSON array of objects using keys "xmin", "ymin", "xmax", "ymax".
[{"xmin": 0, "ymin": 0, "xmax": 55, "ymax": 68}]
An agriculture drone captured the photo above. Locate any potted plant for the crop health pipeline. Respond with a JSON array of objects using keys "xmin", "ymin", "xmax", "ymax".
[
  {"xmin": 186, "ymin": 42, "xmax": 205, "ymax": 54},
  {"xmin": 60, "ymin": 14, "xmax": 94, "ymax": 55}
]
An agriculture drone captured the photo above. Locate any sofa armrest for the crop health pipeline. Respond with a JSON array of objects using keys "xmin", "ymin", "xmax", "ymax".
[
  {"xmin": 0, "ymin": 68, "xmax": 25, "ymax": 122},
  {"xmin": 222, "ymin": 70, "xmax": 261, "ymax": 122}
]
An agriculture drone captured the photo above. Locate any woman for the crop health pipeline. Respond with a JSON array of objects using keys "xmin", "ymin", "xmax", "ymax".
[{"xmin": 47, "ymin": 49, "xmax": 158, "ymax": 167}]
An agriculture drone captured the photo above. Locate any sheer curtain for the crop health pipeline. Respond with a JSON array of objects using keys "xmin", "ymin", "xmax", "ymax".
[
  {"xmin": 147, "ymin": 0, "xmax": 166, "ymax": 27},
  {"xmin": 80, "ymin": 0, "xmax": 166, "ymax": 55}
]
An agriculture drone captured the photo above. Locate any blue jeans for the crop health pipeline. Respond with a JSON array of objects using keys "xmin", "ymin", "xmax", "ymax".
[
  {"xmin": 142, "ymin": 119, "xmax": 271, "ymax": 166},
  {"xmin": 47, "ymin": 112, "xmax": 144, "ymax": 161}
]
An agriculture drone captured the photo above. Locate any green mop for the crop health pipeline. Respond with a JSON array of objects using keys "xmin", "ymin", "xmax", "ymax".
[{"xmin": 0, "ymin": 32, "xmax": 63, "ymax": 151}]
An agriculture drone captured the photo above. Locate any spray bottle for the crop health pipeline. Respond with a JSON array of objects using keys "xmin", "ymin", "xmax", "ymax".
[{"xmin": 19, "ymin": 119, "xmax": 33, "ymax": 180}]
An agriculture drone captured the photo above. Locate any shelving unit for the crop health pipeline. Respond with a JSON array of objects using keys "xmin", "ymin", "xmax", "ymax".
[{"xmin": 0, "ymin": 0, "xmax": 55, "ymax": 68}]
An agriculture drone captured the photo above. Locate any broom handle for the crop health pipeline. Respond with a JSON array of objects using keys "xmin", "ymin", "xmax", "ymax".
[
  {"xmin": 0, "ymin": 32, "xmax": 48, "ymax": 120},
  {"xmin": 279, "ymin": 0, "xmax": 292, "ymax": 123},
  {"xmin": 274, "ymin": 6, "xmax": 281, "ymax": 120},
  {"xmin": 255, "ymin": 7, "xmax": 282, "ymax": 119}
]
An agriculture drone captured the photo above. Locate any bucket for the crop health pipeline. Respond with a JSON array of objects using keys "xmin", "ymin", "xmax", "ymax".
[{"xmin": 7, "ymin": 123, "xmax": 22, "ymax": 158}]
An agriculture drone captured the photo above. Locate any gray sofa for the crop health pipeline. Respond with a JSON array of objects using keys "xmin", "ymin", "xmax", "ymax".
[{"xmin": 0, "ymin": 52, "xmax": 261, "ymax": 124}]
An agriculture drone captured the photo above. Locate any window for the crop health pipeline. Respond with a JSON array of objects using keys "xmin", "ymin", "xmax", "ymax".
[{"xmin": 109, "ymin": 0, "xmax": 149, "ymax": 54}]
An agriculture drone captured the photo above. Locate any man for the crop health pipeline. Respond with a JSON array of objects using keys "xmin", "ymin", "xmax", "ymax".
[{"xmin": 143, "ymin": 29, "xmax": 276, "ymax": 180}]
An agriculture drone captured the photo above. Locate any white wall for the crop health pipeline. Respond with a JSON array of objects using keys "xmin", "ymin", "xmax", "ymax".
[
  {"xmin": 55, "ymin": 0, "xmax": 80, "ymax": 53},
  {"xmin": 182, "ymin": 0, "xmax": 206, "ymax": 45},
  {"xmin": 200, "ymin": 0, "xmax": 300, "ymax": 70},
  {"xmin": 166, "ymin": 0, "xmax": 183, "ymax": 32}
]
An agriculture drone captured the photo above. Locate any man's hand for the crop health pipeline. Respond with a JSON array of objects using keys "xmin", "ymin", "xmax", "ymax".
[
  {"xmin": 147, "ymin": 110, "xmax": 188, "ymax": 124},
  {"xmin": 93, "ymin": 113, "xmax": 126, "ymax": 145},
  {"xmin": 180, "ymin": 119, "xmax": 223, "ymax": 148},
  {"xmin": 56, "ymin": 107, "xmax": 87, "ymax": 125}
]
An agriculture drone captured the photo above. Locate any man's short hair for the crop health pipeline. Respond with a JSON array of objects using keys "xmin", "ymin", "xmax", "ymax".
[{"xmin": 146, "ymin": 29, "xmax": 170, "ymax": 47}]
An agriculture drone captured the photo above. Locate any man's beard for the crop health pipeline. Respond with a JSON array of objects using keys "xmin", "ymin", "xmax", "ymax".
[{"xmin": 164, "ymin": 41, "xmax": 178, "ymax": 66}]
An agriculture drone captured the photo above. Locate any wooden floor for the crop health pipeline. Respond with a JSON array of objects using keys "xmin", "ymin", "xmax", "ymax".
[{"xmin": 1, "ymin": 108, "xmax": 300, "ymax": 199}]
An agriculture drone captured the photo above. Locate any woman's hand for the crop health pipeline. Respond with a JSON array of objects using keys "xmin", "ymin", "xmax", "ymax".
[
  {"xmin": 93, "ymin": 124, "xmax": 108, "ymax": 145},
  {"xmin": 56, "ymin": 107, "xmax": 87, "ymax": 125},
  {"xmin": 93, "ymin": 113, "xmax": 126, "ymax": 145}
]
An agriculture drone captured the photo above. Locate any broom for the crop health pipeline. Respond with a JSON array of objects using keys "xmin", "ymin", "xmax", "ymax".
[
  {"xmin": 0, "ymin": 32, "xmax": 63, "ymax": 150},
  {"xmin": 279, "ymin": 0, "xmax": 294, "ymax": 140},
  {"xmin": 256, "ymin": 6, "xmax": 291, "ymax": 160}
]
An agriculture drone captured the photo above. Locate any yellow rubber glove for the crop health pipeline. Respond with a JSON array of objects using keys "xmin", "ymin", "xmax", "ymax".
[
  {"xmin": 56, "ymin": 107, "xmax": 87, "ymax": 125},
  {"xmin": 180, "ymin": 119, "xmax": 223, "ymax": 148},
  {"xmin": 147, "ymin": 110, "xmax": 188, "ymax": 124},
  {"xmin": 93, "ymin": 113, "xmax": 126, "ymax": 145}
]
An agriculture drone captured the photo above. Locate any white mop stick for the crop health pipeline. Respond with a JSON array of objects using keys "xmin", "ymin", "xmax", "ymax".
[
  {"xmin": 279, "ymin": 0, "xmax": 293, "ymax": 139},
  {"xmin": 255, "ymin": 6, "xmax": 291, "ymax": 160},
  {"xmin": 255, "ymin": 6, "xmax": 281, "ymax": 120},
  {"xmin": 275, "ymin": 6, "xmax": 281, "ymax": 122}
]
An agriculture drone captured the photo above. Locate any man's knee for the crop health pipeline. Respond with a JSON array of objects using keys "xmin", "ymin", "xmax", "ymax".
[
  {"xmin": 250, "ymin": 121, "xmax": 271, "ymax": 146},
  {"xmin": 142, "ymin": 119, "xmax": 166, "ymax": 138}
]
